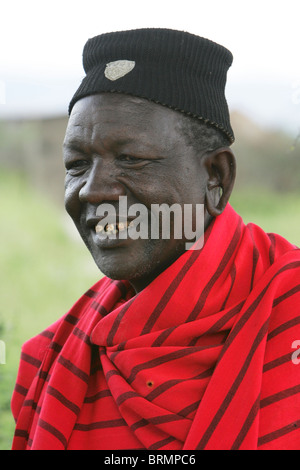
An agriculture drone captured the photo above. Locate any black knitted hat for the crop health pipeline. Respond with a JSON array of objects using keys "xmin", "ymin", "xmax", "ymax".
[{"xmin": 69, "ymin": 28, "xmax": 234, "ymax": 143}]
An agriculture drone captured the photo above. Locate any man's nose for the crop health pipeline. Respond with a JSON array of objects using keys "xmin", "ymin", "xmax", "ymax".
[{"xmin": 78, "ymin": 161, "xmax": 126, "ymax": 203}]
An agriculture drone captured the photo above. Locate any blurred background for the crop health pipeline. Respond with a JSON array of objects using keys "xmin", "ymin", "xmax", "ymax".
[{"xmin": 1, "ymin": 0, "xmax": 300, "ymax": 449}]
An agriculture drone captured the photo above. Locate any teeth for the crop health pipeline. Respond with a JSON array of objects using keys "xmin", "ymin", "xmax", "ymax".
[
  {"xmin": 106, "ymin": 223, "xmax": 117, "ymax": 234},
  {"xmin": 118, "ymin": 222, "xmax": 126, "ymax": 231},
  {"xmin": 95, "ymin": 224, "xmax": 104, "ymax": 233},
  {"xmin": 95, "ymin": 221, "xmax": 132, "ymax": 234},
  {"xmin": 118, "ymin": 221, "xmax": 132, "ymax": 232}
]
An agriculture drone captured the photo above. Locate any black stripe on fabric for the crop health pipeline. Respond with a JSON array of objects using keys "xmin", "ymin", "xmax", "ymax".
[
  {"xmin": 84, "ymin": 288, "xmax": 99, "ymax": 299},
  {"xmin": 74, "ymin": 418, "xmax": 127, "ymax": 431},
  {"xmin": 38, "ymin": 418, "xmax": 68, "ymax": 448},
  {"xmin": 250, "ymin": 243, "xmax": 259, "ymax": 291},
  {"xmin": 106, "ymin": 297, "xmax": 136, "ymax": 347},
  {"xmin": 141, "ymin": 251, "xmax": 201, "ymax": 336},
  {"xmin": 263, "ymin": 352, "xmax": 292, "ymax": 373},
  {"xmin": 14, "ymin": 383, "xmax": 28, "ymax": 397},
  {"xmin": 258, "ymin": 419, "xmax": 300, "ymax": 447},
  {"xmin": 268, "ymin": 233, "xmax": 276, "ymax": 265},
  {"xmin": 116, "ymin": 341, "xmax": 128, "ymax": 352},
  {"xmin": 178, "ymin": 400, "xmax": 201, "ymax": 418},
  {"xmin": 64, "ymin": 313, "xmax": 79, "ymax": 326},
  {"xmin": 106, "ymin": 341, "xmax": 127, "ymax": 358},
  {"xmin": 247, "ymin": 225, "xmax": 261, "ymax": 292},
  {"xmin": 112, "ymin": 367, "xmax": 213, "ymax": 409},
  {"xmin": 231, "ymin": 385, "xmax": 300, "ymax": 450},
  {"xmin": 90, "ymin": 300, "xmax": 108, "ymax": 316},
  {"xmin": 20, "ymin": 352, "xmax": 42, "ymax": 368},
  {"xmin": 196, "ymin": 317, "xmax": 270, "ymax": 450},
  {"xmin": 84, "ymin": 389, "xmax": 112, "ymax": 403},
  {"xmin": 23, "ymin": 401, "xmax": 41, "ymax": 416},
  {"xmin": 146, "ymin": 366, "xmax": 214, "ymax": 402},
  {"xmin": 105, "ymin": 369, "xmax": 122, "ymax": 381},
  {"xmin": 23, "ymin": 399, "xmax": 38, "ymax": 410},
  {"xmin": 188, "ymin": 300, "xmax": 245, "ymax": 347},
  {"xmin": 272, "ymin": 283, "xmax": 300, "ymax": 309},
  {"xmin": 186, "ymin": 219, "xmax": 242, "ymax": 323},
  {"xmin": 201, "ymin": 300, "xmax": 245, "ymax": 337},
  {"xmin": 14, "ymin": 429, "xmax": 29, "ymax": 439},
  {"xmin": 49, "ymin": 341, "xmax": 62, "ymax": 354},
  {"xmin": 39, "ymin": 369, "xmax": 51, "ymax": 382},
  {"xmin": 131, "ymin": 413, "xmax": 185, "ymax": 432},
  {"xmin": 230, "ymin": 393, "xmax": 261, "ymax": 450},
  {"xmin": 57, "ymin": 355, "xmax": 89, "ymax": 383},
  {"xmin": 39, "ymin": 330, "xmax": 54, "ymax": 340},
  {"xmin": 108, "ymin": 367, "xmax": 212, "ymax": 411},
  {"xmin": 139, "ymin": 220, "xmax": 217, "ymax": 337},
  {"xmin": 215, "ymin": 261, "xmax": 300, "ymax": 371},
  {"xmin": 148, "ymin": 436, "xmax": 177, "ymax": 450},
  {"xmin": 46, "ymin": 385, "xmax": 81, "ymax": 416},
  {"xmin": 221, "ymin": 263, "xmax": 237, "ymax": 311},
  {"xmin": 267, "ymin": 314, "xmax": 300, "ymax": 341},
  {"xmin": 260, "ymin": 384, "xmax": 300, "ymax": 408},
  {"xmin": 151, "ymin": 326, "xmax": 177, "ymax": 347},
  {"xmin": 115, "ymin": 280, "xmax": 129, "ymax": 299},
  {"xmin": 116, "ymin": 391, "xmax": 140, "ymax": 406},
  {"xmin": 131, "ymin": 418, "xmax": 147, "ymax": 431},
  {"xmin": 126, "ymin": 344, "xmax": 220, "ymax": 385},
  {"xmin": 73, "ymin": 327, "xmax": 91, "ymax": 345}
]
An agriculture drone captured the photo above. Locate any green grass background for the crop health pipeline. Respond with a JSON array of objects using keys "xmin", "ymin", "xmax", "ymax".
[
  {"xmin": 1, "ymin": 169, "xmax": 300, "ymax": 450},
  {"xmin": 0, "ymin": 170, "xmax": 100, "ymax": 450}
]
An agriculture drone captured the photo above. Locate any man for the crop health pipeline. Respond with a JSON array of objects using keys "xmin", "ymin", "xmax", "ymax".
[{"xmin": 11, "ymin": 28, "xmax": 300, "ymax": 450}]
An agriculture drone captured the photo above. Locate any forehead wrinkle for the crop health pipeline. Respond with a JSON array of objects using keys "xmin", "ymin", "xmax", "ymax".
[{"xmin": 66, "ymin": 94, "xmax": 188, "ymax": 155}]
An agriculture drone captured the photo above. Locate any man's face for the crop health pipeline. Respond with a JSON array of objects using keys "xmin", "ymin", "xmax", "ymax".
[{"xmin": 63, "ymin": 93, "xmax": 209, "ymax": 292}]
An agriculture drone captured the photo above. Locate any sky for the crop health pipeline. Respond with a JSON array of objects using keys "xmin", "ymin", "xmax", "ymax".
[{"xmin": 1, "ymin": 0, "xmax": 300, "ymax": 135}]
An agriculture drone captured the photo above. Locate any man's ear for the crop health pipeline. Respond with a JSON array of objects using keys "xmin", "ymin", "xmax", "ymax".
[{"xmin": 203, "ymin": 147, "xmax": 236, "ymax": 217}]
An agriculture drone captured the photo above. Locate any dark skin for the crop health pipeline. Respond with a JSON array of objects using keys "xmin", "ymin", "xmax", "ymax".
[{"xmin": 63, "ymin": 93, "xmax": 236, "ymax": 293}]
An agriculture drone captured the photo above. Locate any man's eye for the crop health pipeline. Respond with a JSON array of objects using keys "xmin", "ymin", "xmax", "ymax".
[
  {"xmin": 118, "ymin": 154, "xmax": 148, "ymax": 167},
  {"xmin": 118, "ymin": 154, "xmax": 141, "ymax": 162},
  {"xmin": 66, "ymin": 160, "xmax": 89, "ymax": 173}
]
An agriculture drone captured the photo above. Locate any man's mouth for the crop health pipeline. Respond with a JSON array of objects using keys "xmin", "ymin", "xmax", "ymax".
[{"xmin": 95, "ymin": 220, "xmax": 134, "ymax": 235}]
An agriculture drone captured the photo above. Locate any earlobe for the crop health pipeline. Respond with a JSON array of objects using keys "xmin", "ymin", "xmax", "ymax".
[{"xmin": 204, "ymin": 147, "xmax": 236, "ymax": 218}]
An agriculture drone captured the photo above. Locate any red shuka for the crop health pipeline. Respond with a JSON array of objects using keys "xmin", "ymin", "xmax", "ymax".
[{"xmin": 11, "ymin": 205, "xmax": 300, "ymax": 450}]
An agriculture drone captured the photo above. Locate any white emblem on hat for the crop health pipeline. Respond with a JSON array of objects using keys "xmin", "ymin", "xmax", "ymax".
[{"xmin": 104, "ymin": 60, "xmax": 136, "ymax": 81}]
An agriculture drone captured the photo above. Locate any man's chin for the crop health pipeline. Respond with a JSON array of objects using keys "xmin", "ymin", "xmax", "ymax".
[
  {"xmin": 92, "ymin": 253, "xmax": 163, "ymax": 292},
  {"xmin": 94, "ymin": 260, "xmax": 148, "ymax": 283},
  {"xmin": 86, "ymin": 235, "xmax": 187, "ymax": 291}
]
